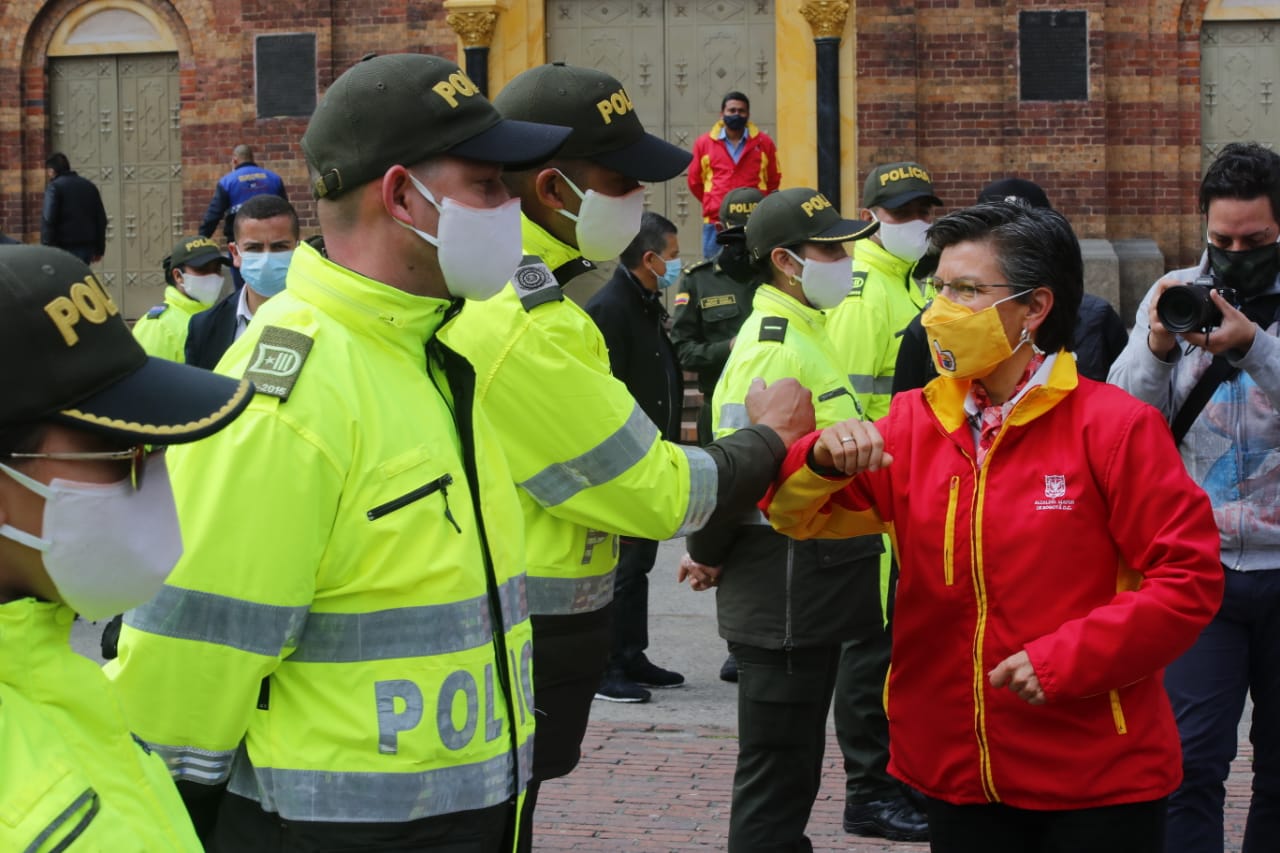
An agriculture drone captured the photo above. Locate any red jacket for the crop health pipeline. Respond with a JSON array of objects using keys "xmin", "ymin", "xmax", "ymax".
[
  {"xmin": 687, "ymin": 121, "xmax": 780, "ymax": 224},
  {"xmin": 764, "ymin": 354, "xmax": 1223, "ymax": 809}
]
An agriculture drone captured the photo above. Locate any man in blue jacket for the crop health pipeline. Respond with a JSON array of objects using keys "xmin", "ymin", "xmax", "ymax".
[{"xmin": 199, "ymin": 144, "xmax": 288, "ymax": 243}]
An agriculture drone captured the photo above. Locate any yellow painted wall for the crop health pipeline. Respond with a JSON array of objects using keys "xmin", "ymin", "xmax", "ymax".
[
  {"xmin": 1203, "ymin": 0, "xmax": 1280, "ymax": 20},
  {"xmin": 462, "ymin": 1, "xmax": 861, "ymax": 211}
]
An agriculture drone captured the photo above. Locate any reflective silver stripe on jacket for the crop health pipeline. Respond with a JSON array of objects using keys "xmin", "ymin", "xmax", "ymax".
[
  {"xmin": 126, "ymin": 585, "xmax": 309, "ymax": 657},
  {"xmin": 227, "ymin": 738, "xmax": 534, "ymax": 822},
  {"xmin": 718, "ymin": 403, "xmax": 750, "ymax": 430},
  {"xmin": 525, "ymin": 571, "xmax": 616, "ymax": 616},
  {"xmin": 673, "ymin": 446, "xmax": 718, "ymax": 536},
  {"xmin": 146, "ymin": 742, "xmax": 239, "ymax": 785},
  {"xmin": 849, "ymin": 373, "xmax": 895, "ymax": 397},
  {"xmin": 290, "ymin": 576, "xmax": 529, "ymax": 663},
  {"xmin": 519, "ymin": 403, "xmax": 658, "ymax": 507}
]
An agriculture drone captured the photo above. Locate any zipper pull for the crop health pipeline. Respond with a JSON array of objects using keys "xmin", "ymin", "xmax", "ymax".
[{"xmin": 439, "ymin": 478, "xmax": 462, "ymax": 534}]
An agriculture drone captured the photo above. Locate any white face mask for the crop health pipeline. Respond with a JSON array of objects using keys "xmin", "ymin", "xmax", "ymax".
[
  {"xmin": 177, "ymin": 272, "xmax": 224, "ymax": 306},
  {"xmin": 782, "ymin": 249, "xmax": 853, "ymax": 310},
  {"xmin": 553, "ymin": 170, "xmax": 646, "ymax": 262},
  {"xmin": 0, "ymin": 455, "xmax": 182, "ymax": 620},
  {"xmin": 875, "ymin": 216, "xmax": 932, "ymax": 263},
  {"xmin": 400, "ymin": 173, "xmax": 523, "ymax": 301}
]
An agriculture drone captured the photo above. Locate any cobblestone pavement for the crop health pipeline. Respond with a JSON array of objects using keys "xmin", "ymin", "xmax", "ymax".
[{"xmin": 534, "ymin": 721, "xmax": 1253, "ymax": 852}]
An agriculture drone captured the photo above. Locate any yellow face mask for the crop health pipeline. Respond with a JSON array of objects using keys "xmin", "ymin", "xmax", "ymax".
[{"xmin": 921, "ymin": 293, "xmax": 1029, "ymax": 380}]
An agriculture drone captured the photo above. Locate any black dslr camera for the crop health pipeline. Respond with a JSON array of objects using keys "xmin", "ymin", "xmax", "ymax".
[{"xmin": 1156, "ymin": 272, "xmax": 1240, "ymax": 334}]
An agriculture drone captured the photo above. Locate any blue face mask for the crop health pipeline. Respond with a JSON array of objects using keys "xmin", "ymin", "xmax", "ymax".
[
  {"xmin": 239, "ymin": 250, "xmax": 294, "ymax": 297},
  {"xmin": 658, "ymin": 256, "xmax": 682, "ymax": 290}
]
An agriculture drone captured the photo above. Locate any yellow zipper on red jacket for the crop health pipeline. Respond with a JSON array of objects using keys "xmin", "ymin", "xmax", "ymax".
[
  {"xmin": 943, "ymin": 476, "xmax": 960, "ymax": 586},
  {"xmin": 971, "ymin": 436, "xmax": 1001, "ymax": 803},
  {"xmin": 923, "ymin": 353, "xmax": 1079, "ymax": 803},
  {"xmin": 926, "ymin": 407, "xmax": 1001, "ymax": 801}
]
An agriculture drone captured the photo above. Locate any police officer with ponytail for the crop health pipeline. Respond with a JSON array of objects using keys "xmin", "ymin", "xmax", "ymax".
[{"xmin": 683, "ymin": 188, "xmax": 887, "ymax": 852}]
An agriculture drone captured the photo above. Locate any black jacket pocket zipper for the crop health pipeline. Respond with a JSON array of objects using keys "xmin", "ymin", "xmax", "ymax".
[{"xmin": 367, "ymin": 473, "xmax": 461, "ymax": 532}]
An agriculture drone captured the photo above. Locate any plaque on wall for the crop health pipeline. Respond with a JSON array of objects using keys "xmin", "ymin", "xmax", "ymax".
[
  {"xmin": 1019, "ymin": 11, "xmax": 1088, "ymax": 102},
  {"xmin": 255, "ymin": 34, "xmax": 317, "ymax": 118}
]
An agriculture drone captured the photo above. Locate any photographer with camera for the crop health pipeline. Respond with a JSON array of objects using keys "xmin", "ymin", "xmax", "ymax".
[{"xmin": 1109, "ymin": 141, "xmax": 1280, "ymax": 853}]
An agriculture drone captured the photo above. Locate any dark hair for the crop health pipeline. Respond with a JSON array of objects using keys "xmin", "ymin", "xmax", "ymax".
[
  {"xmin": 721, "ymin": 92, "xmax": 749, "ymax": 111},
  {"xmin": 927, "ymin": 201, "xmax": 1081, "ymax": 353},
  {"xmin": 620, "ymin": 211, "xmax": 677, "ymax": 269},
  {"xmin": 0, "ymin": 422, "xmax": 46, "ymax": 458},
  {"xmin": 1199, "ymin": 142, "xmax": 1280, "ymax": 223},
  {"xmin": 234, "ymin": 194, "xmax": 299, "ymax": 240},
  {"xmin": 45, "ymin": 153, "xmax": 71, "ymax": 175}
]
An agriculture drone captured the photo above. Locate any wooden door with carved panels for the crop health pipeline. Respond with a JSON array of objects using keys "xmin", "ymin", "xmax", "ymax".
[
  {"xmin": 1201, "ymin": 22, "xmax": 1280, "ymax": 171},
  {"xmin": 50, "ymin": 54, "xmax": 183, "ymax": 320},
  {"xmin": 546, "ymin": 0, "xmax": 776, "ymax": 296}
]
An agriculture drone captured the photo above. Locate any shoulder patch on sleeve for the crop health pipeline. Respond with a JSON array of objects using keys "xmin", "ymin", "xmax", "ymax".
[
  {"xmin": 513, "ymin": 255, "xmax": 564, "ymax": 311},
  {"xmin": 243, "ymin": 326, "xmax": 313, "ymax": 401},
  {"xmin": 758, "ymin": 316, "xmax": 788, "ymax": 343},
  {"xmin": 674, "ymin": 291, "xmax": 690, "ymax": 307},
  {"xmin": 145, "ymin": 304, "xmax": 168, "ymax": 319},
  {"xmin": 849, "ymin": 271, "xmax": 867, "ymax": 299}
]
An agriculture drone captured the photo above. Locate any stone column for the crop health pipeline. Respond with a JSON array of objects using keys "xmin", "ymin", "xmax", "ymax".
[
  {"xmin": 445, "ymin": 1, "xmax": 499, "ymax": 96},
  {"xmin": 800, "ymin": 1, "xmax": 850, "ymax": 207}
]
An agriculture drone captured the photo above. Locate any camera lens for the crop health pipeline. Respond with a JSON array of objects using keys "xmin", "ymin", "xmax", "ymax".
[{"xmin": 1157, "ymin": 286, "xmax": 1204, "ymax": 334}]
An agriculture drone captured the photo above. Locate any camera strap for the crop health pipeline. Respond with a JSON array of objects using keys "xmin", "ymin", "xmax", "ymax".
[
  {"xmin": 1170, "ymin": 294, "xmax": 1280, "ymax": 446},
  {"xmin": 1170, "ymin": 356, "xmax": 1236, "ymax": 446}
]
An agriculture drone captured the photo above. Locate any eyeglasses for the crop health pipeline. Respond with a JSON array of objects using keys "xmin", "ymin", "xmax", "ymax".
[
  {"xmin": 922, "ymin": 276, "xmax": 1032, "ymax": 305},
  {"xmin": 1, "ymin": 446, "xmax": 151, "ymax": 492}
]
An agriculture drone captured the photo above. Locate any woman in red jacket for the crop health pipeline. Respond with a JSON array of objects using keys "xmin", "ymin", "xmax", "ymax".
[{"xmin": 761, "ymin": 201, "xmax": 1224, "ymax": 853}]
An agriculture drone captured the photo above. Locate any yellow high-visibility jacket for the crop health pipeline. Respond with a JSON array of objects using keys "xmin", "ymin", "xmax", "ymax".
[
  {"xmin": 108, "ymin": 243, "xmax": 535, "ymax": 829},
  {"xmin": 700, "ymin": 284, "xmax": 881, "ymax": 647},
  {"xmin": 712, "ymin": 284, "xmax": 865, "ymax": 437},
  {"xmin": 440, "ymin": 217, "xmax": 719, "ymax": 616},
  {"xmin": 1, "ymin": 598, "xmax": 201, "ymax": 852},
  {"xmin": 131, "ymin": 285, "xmax": 211, "ymax": 363},
  {"xmin": 825, "ymin": 239, "xmax": 934, "ymax": 420}
]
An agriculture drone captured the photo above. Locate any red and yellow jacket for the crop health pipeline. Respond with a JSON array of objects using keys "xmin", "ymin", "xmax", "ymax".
[
  {"xmin": 687, "ymin": 121, "xmax": 780, "ymax": 225},
  {"xmin": 763, "ymin": 353, "xmax": 1223, "ymax": 809}
]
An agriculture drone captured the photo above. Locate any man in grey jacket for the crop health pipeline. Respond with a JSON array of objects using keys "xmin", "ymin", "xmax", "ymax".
[{"xmin": 1108, "ymin": 141, "xmax": 1280, "ymax": 853}]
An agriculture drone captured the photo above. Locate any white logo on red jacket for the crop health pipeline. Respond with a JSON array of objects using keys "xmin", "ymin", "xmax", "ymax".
[{"xmin": 1035, "ymin": 475, "xmax": 1074, "ymax": 511}]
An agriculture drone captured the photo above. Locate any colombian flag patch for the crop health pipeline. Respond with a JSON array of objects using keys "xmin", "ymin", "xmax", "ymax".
[{"xmin": 674, "ymin": 292, "xmax": 690, "ymax": 307}]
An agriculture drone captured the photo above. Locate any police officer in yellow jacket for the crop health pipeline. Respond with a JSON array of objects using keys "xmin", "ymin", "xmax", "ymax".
[
  {"xmin": 0, "ymin": 245, "xmax": 252, "ymax": 852},
  {"xmin": 826, "ymin": 162, "xmax": 942, "ymax": 420},
  {"xmin": 108, "ymin": 54, "xmax": 573, "ymax": 851},
  {"xmin": 132, "ymin": 235, "xmax": 229, "ymax": 361},
  {"xmin": 823, "ymin": 162, "xmax": 937, "ymax": 841},
  {"xmin": 440, "ymin": 62, "xmax": 816, "ymax": 851},
  {"xmin": 687, "ymin": 189, "xmax": 887, "ymax": 852}
]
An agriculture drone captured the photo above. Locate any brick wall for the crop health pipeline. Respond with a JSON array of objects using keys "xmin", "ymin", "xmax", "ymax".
[
  {"xmin": 2, "ymin": 1, "xmax": 1215, "ymax": 268},
  {"xmin": 1, "ymin": 0, "xmax": 457, "ymax": 243},
  {"xmin": 855, "ymin": 0, "xmax": 1207, "ymax": 268}
]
